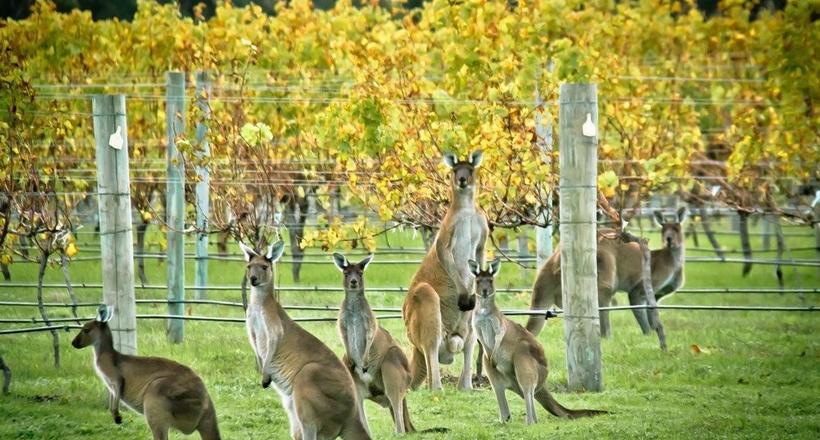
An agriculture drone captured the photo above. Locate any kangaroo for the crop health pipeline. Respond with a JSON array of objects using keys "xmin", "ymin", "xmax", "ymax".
[
  {"xmin": 402, "ymin": 150, "xmax": 489, "ymax": 390},
  {"xmin": 469, "ymin": 258, "xmax": 607, "ymax": 424},
  {"xmin": 526, "ymin": 207, "xmax": 688, "ymax": 337},
  {"xmin": 239, "ymin": 241, "xmax": 370, "ymax": 440},
  {"xmin": 72, "ymin": 305, "xmax": 221, "ymax": 440},
  {"xmin": 334, "ymin": 253, "xmax": 417, "ymax": 435}
]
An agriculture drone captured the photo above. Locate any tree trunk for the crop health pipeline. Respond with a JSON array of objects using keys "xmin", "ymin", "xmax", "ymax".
[
  {"xmin": 688, "ymin": 221, "xmax": 699, "ymax": 248},
  {"xmin": 37, "ymin": 250, "xmax": 60, "ymax": 368},
  {"xmin": 135, "ymin": 219, "xmax": 149, "ymax": 286},
  {"xmin": 773, "ymin": 216, "xmax": 785, "ymax": 292},
  {"xmin": 738, "ymin": 210, "xmax": 753, "ymax": 277},
  {"xmin": 284, "ymin": 193, "xmax": 309, "ymax": 283},
  {"xmin": 217, "ymin": 230, "xmax": 229, "ymax": 256},
  {"xmin": 699, "ymin": 207, "xmax": 724, "ymax": 260},
  {"xmin": 0, "ymin": 263, "xmax": 9, "ymax": 281},
  {"xmin": 420, "ymin": 226, "xmax": 436, "ymax": 252},
  {"xmin": 0, "ymin": 356, "xmax": 10, "ymax": 395},
  {"xmin": 59, "ymin": 252, "xmax": 81, "ymax": 324}
]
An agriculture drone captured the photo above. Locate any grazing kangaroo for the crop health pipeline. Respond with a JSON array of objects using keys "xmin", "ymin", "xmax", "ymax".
[
  {"xmin": 72, "ymin": 305, "xmax": 221, "ymax": 440},
  {"xmin": 526, "ymin": 207, "xmax": 688, "ymax": 338},
  {"xmin": 239, "ymin": 241, "xmax": 370, "ymax": 440},
  {"xmin": 403, "ymin": 150, "xmax": 489, "ymax": 390},
  {"xmin": 469, "ymin": 258, "xmax": 607, "ymax": 424},
  {"xmin": 334, "ymin": 253, "xmax": 416, "ymax": 435}
]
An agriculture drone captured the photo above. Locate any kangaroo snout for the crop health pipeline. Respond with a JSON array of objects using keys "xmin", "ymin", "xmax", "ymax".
[{"xmin": 249, "ymin": 275, "xmax": 258, "ymax": 286}]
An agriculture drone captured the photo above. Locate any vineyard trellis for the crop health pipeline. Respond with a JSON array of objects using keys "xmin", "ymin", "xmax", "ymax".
[{"xmin": 1, "ymin": 0, "xmax": 818, "ymax": 397}]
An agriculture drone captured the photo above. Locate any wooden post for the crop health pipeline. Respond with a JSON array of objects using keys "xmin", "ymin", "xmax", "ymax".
[
  {"xmin": 534, "ymin": 65, "xmax": 554, "ymax": 270},
  {"xmin": 166, "ymin": 72, "xmax": 186, "ymax": 343},
  {"xmin": 559, "ymin": 83, "xmax": 602, "ymax": 392},
  {"xmin": 194, "ymin": 71, "xmax": 211, "ymax": 300},
  {"xmin": 92, "ymin": 94, "xmax": 137, "ymax": 355}
]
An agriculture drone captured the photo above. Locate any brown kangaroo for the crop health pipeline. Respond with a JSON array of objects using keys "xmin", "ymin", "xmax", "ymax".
[
  {"xmin": 470, "ymin": 258, "xmax": 607, "ymax": 424},
  {"xmin": 72, "ymin": 305, "xmax": 221, "ymax": 440},
  {"xmin": 526, "ymin": 207, "xmax": 688, "ymax": 338},
  {"xmin": 334, "ymin": 253, "xmax": 416, "ymax": 435},
  {"xmin": 402, "ymin": 150, "xmax": 489, "ymax": 390},
  {"xmin": 240, "ymin": 241, "xmax": 370, "ymax": 440}
]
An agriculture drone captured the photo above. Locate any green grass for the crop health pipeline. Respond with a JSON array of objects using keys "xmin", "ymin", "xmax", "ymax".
[{"xmin": 0, "ymin": 220, "xmax": 818, "ymax": 439}]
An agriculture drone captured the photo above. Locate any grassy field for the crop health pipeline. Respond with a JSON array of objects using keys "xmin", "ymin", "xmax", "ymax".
[{"xmin": 0, "ymin": 220, "xmax": 818, "ymax": 439}]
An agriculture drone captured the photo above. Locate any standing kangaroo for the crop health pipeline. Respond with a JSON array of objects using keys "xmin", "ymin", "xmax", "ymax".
[
  {"xmin": 469, "ymin": 258, "xmax": 607, "ymax": 424},
  {"xmin": 240, "ymin": 241, "xmax": 370, "ymax": 440},
  {"xmin": 403, "ymin": 150, "xmax": 489, "ymax": 390},
  {"xmin": 526, "ymin": 207, "xmax": 688, "ymax": 338},
  {"xmin": 72, "ymin": 305, "xmax": 221, "ymax": 440},
  {"xmin": 334, "ymin": 253, "xmax": 417, "ymax": 435}
]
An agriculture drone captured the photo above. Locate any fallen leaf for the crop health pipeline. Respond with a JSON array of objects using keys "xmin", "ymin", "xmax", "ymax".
[{"xmin": 691, "ymin": 344, "xmax": 710, "ymax": 355}]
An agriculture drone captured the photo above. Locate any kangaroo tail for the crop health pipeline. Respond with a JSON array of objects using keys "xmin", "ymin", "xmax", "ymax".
[
  {"xmin": 409, "ymin": 347, "xmax": 427, "ymax": 390},
  {"xmin": 535, "ymin": 388, "xmax": 608, "ymax": 419}
]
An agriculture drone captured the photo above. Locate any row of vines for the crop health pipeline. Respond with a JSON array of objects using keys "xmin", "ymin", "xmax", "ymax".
[{"xmin": 0, "ymin": 0, "xmax": 817, "ymax": 278}]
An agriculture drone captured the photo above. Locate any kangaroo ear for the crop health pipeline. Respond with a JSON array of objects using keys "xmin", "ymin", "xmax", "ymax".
[
  {"xmin": 332, "ymin": 253, "xmax": 348, "ymax": 271},
  {"xmin": 467, "ymin": 259, "xmax": 480, "ymax": 276},
  {"xmin": 442, "ymin": 152, "xmax": 457, "ymax": 168},
  {"xmin": 677, "ymin": 207, "xmax": 689, "ymax": 224},
  {"xmin": 358, "ymin": 254, "xmax": 374, "ymax": 271},
  {"xmin": 266, "ymin": 240, "xmax": 285, "ymax": 262},
  {"xmin": 488, "ymin": 257, "xmax": 501, "ymax": 277},
  {"xmin": 96, "ymin": 305, "xmax": 112, "ymax": 323},
  {"xmin": 653, "ymin": 210, "xmax": 665, "ymax": 227},
  {"xmin": 239, "ymin": 242, "xmax": 258, "ymax": 262},
  {"xmin": 470, "ymin": 150, "xmax": 483, "ymax": 168}
]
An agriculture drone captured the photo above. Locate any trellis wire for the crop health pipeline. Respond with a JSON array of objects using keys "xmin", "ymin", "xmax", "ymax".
[
  {"xmin": 2, "ymin": 284, "xmax": 817, "ymax": 295},
  {"xmin": 9, "ymin": 254, "xmax": 817, "ymax": 267},
  {"xmin": 3, "ymin": 304, "xmax": 816, "ymax": 336}
]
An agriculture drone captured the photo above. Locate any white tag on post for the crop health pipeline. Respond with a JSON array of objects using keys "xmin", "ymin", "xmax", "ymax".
[
  {"xmin": 582, "ymin": 113, "xmax": 596, "ymax": 137},
  {"xmin": 109, "ymin": 125, "xmax": 124, "ymax": 150}
]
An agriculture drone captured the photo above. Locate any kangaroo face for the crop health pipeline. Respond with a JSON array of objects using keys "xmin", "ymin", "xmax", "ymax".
[
  {"xmin": 333, "ymin": 253, "xmax": 373, "ymax": 291},
  {"xmin": 246, "ymin": 256, "xmax": 273, "ymax": 287},
  {"xmin": 654, "ymin": 207, "xmax": 688, "ymax": 250},
  {"xmin": 443, "ymin": 150, "xmax": 483, "ymax": 193},
  {"xmin": 239, "ymin": 241, "xmax": 285, "ymax": 287},
  {"xmin": 72, "ymin": 305, "xmax": 113, "ymax": 349},
  {"xmin": 468, "ymin": 257, "xmax": 501, "ymax": 299}
]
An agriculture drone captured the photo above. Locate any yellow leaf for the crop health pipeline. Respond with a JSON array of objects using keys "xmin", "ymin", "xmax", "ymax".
[{"xmin": 65, "ymin": 242, "xmax": 79, "ymax": 258}]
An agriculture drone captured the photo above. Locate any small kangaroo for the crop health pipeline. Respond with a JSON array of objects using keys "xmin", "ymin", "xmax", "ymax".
[
  {"xmin": 526, "ymin": 207, "xmax": 688, "ymax": 337},
  {"xmin": 72, "ymin": 305, "xmax": 221, "ymax": 440},
  {"xmin": 239, "ymin": 241, "xmax": 369, "ymax": 440},
  {"xmin": 334, "ymin": 253, "xmax": 416, "ymax": 435},
  {"xmin": 469, "ymin": 259, "xmax": 607, "ymax": 425},
  {"xmin": 403, "ymin": 150, "xmax": 489, "ymax": 390}
]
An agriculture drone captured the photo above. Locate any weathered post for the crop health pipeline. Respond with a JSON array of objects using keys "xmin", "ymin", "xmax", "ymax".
[
  {"xmin": 166, "ymin": 72, "xmax": 186, "ymax": 343},
  {"xmin": 194, "ymin": 71, "xmax": 211, "ymax": 300},
  {"xmin": 92, "ymin": 94, "xmax": 137, "ymax": 354},
  {"xmin": 559, "ymin": 83, "xmax": 602, "ymax": 392}
]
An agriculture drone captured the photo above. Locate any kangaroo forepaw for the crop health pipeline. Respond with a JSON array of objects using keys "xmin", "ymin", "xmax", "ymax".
[
  {"xmin": 113, "ymin": 414, "xmax": 122, "ymax": 424},
  {"xmin": 261, "ymin": 375, "xmax": 272, "ymax": 389},
  {"xmin": 457, "ymin": 294, "xmax": 476, "ymax": 311}
]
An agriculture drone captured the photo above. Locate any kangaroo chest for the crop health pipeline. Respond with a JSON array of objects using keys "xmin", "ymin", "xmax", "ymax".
[
  {"xmin": 473, "ymin": 309, "xmax": 505, "ymax": 361},
  {"xmin": 343, "ymin": 313, "xmax": 372, "ymax": 362},
  {"xmin": 449, "ymin": 211, "xmax": 484, "ymax": 265},
  {"xmin": 93, "ymin": 355, "xmax": 141, "ymax": 413},
  {"xmin": 246, "ymin": 302, "xmax": 288, "ymax": 390}
]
